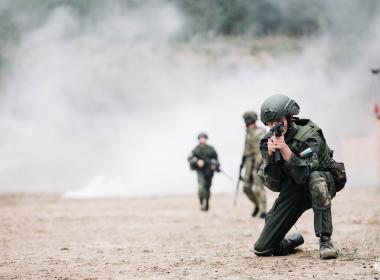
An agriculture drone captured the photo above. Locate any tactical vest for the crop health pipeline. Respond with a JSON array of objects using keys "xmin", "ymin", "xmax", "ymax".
[
  {"xmin": 289, "ymin": 119, "xmax": 332, "ymax": 170},
  {"xmin": 292, "ymin": 119, "xmax": 346, "ymax": 191}
]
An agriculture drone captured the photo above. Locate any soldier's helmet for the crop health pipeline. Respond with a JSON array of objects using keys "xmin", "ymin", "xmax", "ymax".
[
  {"xmin": 260, "ymin": 94, "xmax": 300, "ymax": 125},
  {"xmin": 243, "ymin": 111, "xmax": 258, "ymax": 126},
  {"xmin": 197, "ymin": 132, "xmax": 208, "ymax": 140}
]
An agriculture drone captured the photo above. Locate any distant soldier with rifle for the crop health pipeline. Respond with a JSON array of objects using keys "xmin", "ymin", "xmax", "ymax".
[
  {"xmin": 236, "ymin": 112, "xmax": 267, "ymax": 218},
  {"xmin": 253, "ymin": 94, "xmax": 346, "ymax": 259},
  {"xmin": 188, "ymin": 133, "xmax": 220, "ymax": 211}
]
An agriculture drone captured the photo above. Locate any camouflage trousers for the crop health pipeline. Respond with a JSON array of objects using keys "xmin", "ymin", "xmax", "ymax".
[
  {"xmin": 254, "ymin": 171, "xmax": 336, "ymax": 256},
  {"xmin": 196, "ymin": 170, "xmax": 214, "ymax": 203},
  {"xmin": 243, "ymin": 156, "xmax": 267, "ymax": 213}
]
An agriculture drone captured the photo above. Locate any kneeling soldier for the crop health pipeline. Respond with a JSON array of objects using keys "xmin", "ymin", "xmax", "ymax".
[{"xmin": 253, "ymin": 94, "xmax": 346, "ymax": 259}]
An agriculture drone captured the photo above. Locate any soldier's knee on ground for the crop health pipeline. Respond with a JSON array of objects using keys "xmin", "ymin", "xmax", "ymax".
[
  {"xmin": 308, "ymin": 171, "xmax": 331, "ymax": 211},
  {"xmin": 253, "ymin": 241, "xmax": 273, "ymax": 257}
]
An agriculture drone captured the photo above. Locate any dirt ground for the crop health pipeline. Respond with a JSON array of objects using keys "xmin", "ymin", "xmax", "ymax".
[{"xmin": 1, "ymin": 188, "xmax": 380, "ymax": 280}]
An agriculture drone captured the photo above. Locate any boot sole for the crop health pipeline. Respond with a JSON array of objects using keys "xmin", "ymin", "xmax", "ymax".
[{"xmin": 320, "ymin": 251, "xmax": 338, "ymax": 259}]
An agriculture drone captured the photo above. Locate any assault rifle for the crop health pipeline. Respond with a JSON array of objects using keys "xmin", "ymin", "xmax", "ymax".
[
  {"xmin": 273, "ymin": 122, "xmax": 285, "ymax": 164},
  {"xmin": 234, "ymin": 156, "xmax": 245, "ymax": 206}
]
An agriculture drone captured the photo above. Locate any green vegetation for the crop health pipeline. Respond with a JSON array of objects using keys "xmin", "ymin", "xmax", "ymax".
[
  {"xmin": 176, "ymin": 0, "xmax": 324, "ymax": 37},
  {"xmin": 1, "ymin": 0, "xmax": 380, "ymax": 66}
]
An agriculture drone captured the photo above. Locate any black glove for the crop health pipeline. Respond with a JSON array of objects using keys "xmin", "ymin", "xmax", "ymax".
[{"xmin": 211, "ymin": 159, "xmax": 220, "ymax": 172}]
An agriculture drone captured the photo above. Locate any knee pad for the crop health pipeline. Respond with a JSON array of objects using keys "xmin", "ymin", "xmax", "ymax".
[{"xmin": 308, "ymin": 171, "xmax": 331, "ymax": 210}]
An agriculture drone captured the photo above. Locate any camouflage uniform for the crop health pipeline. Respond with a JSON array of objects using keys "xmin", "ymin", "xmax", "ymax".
[
  {"xmin": 188, "ymin": 143, "xmax": 219, "ymax": 209},
  {"xmin": 254, "ymin": 118, "xmax": 337, "ymax": 256},
  {"xmin": 243, "ymin": 126, "xmax": 267, "ymax": 214}
]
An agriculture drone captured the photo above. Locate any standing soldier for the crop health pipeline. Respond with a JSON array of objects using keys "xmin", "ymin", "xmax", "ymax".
[
  {"xmin": 188, "ymin": 133, "xmax": 220, "ymax": 211},
  {"xmin": 253, "ymin": 94, "xmax": 346, "ymax": 259},
  {"xmin": 241, "ymin": 112, "xmax": 267, "ymax": 218}
]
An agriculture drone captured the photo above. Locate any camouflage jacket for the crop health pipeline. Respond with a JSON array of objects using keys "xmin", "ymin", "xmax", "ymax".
[
  {"xmin": 188, "ymin": 144, "xmax": 219, "ymax": 173},
  {"xmin": 259, "ymin": 118, "xmax": 331, "ymax": 192},
  {"xmin": 244, "ymin": 127, "xmax": 266, "ymax": 158}
]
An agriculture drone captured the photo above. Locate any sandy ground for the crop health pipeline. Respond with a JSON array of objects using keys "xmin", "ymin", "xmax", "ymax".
[{"xmin": 1, "ymin": 188, "xmax": 380, "ymax": 280}]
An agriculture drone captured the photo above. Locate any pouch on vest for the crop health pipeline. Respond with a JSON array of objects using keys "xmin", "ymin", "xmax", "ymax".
[{"xmin": 327, "ymin": 160, "xmax": 346, "ymax": 192}]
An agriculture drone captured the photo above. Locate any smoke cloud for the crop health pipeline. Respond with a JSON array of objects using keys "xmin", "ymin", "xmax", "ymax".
[{"xmin": 0, "ymin": 1, "xmax": 379, "ymax": 197}]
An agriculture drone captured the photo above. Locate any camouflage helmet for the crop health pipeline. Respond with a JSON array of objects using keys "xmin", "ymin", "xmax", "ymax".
[
  {"xmin": 243, "ymin": 111, "xmax": 258, "ymax": 126},
  {"xmin": 260, "ymin": 94, "xmax": 300, "ymax": 125},
  {"xmin": 197, "ymin": 132, "xmax": 208, "ymax": 140}
]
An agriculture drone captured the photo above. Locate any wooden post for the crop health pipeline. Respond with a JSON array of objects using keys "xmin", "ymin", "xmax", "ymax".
[
  {"xmin": 371, "ymin": 69, "xmax": 380, "ymax": 187},
  {"xmin": 374, "ymin": 103, "xmax": 380, "ymax": 187},
  {"xmin": 378, "ymin": 117, "xmax": 380, "ymax": 188}
]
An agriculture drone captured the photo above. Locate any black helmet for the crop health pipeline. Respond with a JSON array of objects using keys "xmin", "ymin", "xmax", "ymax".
[
  {"xmin": 197, "ymin": 132, "xmax": 208, "ymax": 140},
  {"xmin": 243, "ymin": 111, "xmax": 258, "ymax": 126},
  {"xmin": 260, "ymin": 94, "xmax": 300, "ymax": 125}
]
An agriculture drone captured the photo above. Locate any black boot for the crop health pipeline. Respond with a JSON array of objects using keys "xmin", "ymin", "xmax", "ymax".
[
  {"xmin": 251, "ymin": 206, "xmax": 259, "ymax": 217},
  {"xmin": 201, "ymin": 198, "xmax": 209, "ymax": 211},
  {"xmin": 274, "ymin": 233, "xmax": 304, "ymax": 256},
  {"xmin": 259, "ymin": 212, "xmax": 267, "ymax": 219},
  {"xmin": 319, "ymin": 236, "xmax": 338, "ymax": 259},
  {"xmin": 199, "ymin": 198, "xmax": 204, "ymax": 211}
]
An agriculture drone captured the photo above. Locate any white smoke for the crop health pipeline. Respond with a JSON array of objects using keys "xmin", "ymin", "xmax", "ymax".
[{"xmin": 0, "ymin": 1, "xmax": 379, "ymax": 197}]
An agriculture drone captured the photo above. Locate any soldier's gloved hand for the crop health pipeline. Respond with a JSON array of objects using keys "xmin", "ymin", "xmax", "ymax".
[
  {"xmin": 210, "ymin": 159, "xmax": 219, "ymax": 171},
  {"xmin": 197, "ymin": 159, "xmax": 205, "ymax": 168},
  {"xmin": 271, "ymin": 135, "xmax": 287, "ymax": 151},
  {"xmin": 216, "ymin": 164, "xmax": 221, "ymax": 172},
  {"xmin": 241, "ymin": 155, "xmax": 246, "ymax": 163},
  {"xmin": 267, "ymin": 137, "xmax": 277, "ymax": 156},
  {"xmin": 269, "ymin": 135, "xmax": 292, "ymax": 161}
]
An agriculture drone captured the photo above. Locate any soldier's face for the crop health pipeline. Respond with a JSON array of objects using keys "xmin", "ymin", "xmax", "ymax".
[
  {"xmin": 199, "ymin": 137, "xmax": 207, "ymax": 144},
  {"xmin": 267, "ymin": 117, "xmax": 288, "ymax": 134}
]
